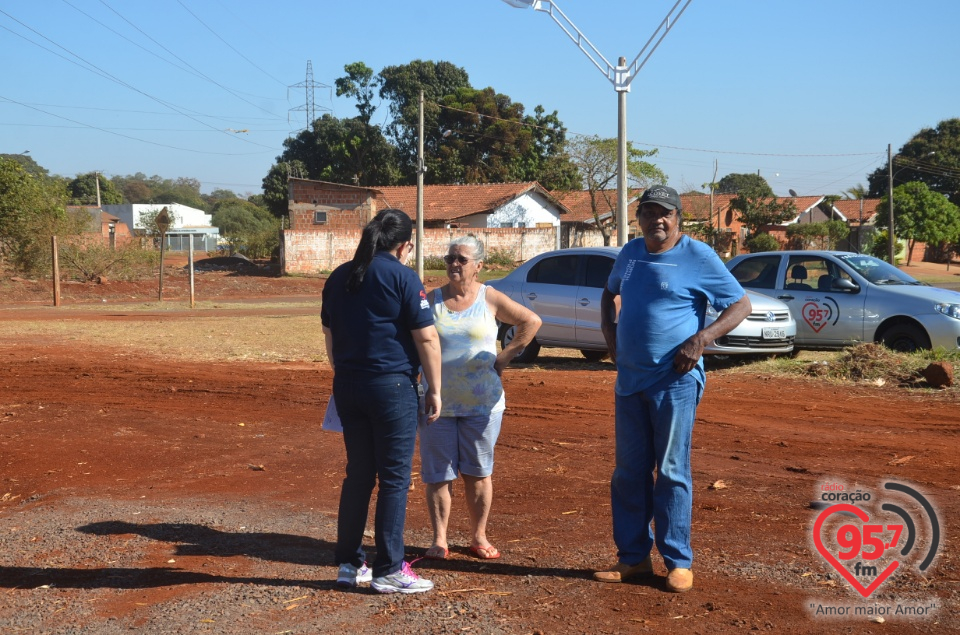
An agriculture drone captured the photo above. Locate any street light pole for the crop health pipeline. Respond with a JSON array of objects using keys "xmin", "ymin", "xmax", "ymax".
[
  {"xmin": 887, "ymin": 143, "xmax": 896, "ymax": 265},
  {"xmin": 500, "ymin": 0, "xmax": 692, "ymax": 246},
  {"xmin": 416, "ymin": 89, "xmax": 426, "ymax": 280}
]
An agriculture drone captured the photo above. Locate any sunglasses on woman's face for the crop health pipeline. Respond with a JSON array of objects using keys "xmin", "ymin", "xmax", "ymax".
[{"xmin": 443, "ymin": 254, "xmax": 472, "ymax": 265}]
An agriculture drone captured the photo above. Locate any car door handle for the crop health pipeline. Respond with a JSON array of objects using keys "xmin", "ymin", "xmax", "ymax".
[
  {"xmin": 777, "ymin": 294, "xmax": 795, "ymax": 301},
  {"xmin": 578, "ymin": 298, "xmax": 590, "ymax": 306},
  {"xmin": 526, "ymin": 292, "xmax": 537, "ymax": 301}
]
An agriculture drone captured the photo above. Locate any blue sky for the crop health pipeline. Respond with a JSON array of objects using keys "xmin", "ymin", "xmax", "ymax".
[{"xmin": 2, "ymin": 1, "xmax": 958, "ymax": 199}]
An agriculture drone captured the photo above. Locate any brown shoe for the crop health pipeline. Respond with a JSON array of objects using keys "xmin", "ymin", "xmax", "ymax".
[
  {"xmin": 593, "ymin": 557, "xmax": 653, "ymax": 583},
  {"xmin": 666, "ymin": 568, "xmax": 693, "ymax": 593}
]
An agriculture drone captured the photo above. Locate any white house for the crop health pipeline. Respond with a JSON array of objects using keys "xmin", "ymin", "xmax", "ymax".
[{"xmin": 101, "ymin": 203, "xmax": 220, "ymax": 252}]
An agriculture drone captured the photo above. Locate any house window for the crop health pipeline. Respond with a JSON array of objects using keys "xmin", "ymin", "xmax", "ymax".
[
  {"xmin": 314, "ymin": 211, "xmax": 328, "ymax": 224},
  {"xmin": 500, "ymin": 222, "xmax": 515, "ymax": 228}
]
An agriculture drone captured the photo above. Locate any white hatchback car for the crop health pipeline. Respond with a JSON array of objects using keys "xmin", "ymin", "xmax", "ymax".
[{"xmin": 486, "ymin": 246, "xmax": 796, "ymax": 363}]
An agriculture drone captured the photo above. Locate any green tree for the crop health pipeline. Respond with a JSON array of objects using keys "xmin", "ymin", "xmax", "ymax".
[
  {"xmin": 335, "ymin": 61, "xmax": 380, "ymax": 124},
  {"xmin": 111, "ymin": 173, "xmax": 153, "ymax": 203},
  {"xmin": 875, "ymin": 181, "xmax": 960, "ymax": 264},
  {"xmin": 261, "ymin": 160, "xmax": 307, "ymax": 218},
  {"xmin": 109, "ymin": 174, "xmax": 207, "ymax": 210},
  {"xmin": 844, "ymin": 183, "xmax": 867, "ymax": 199},
  {"xmin": 731, "ymin": 191, "xmax": 797, "ymax": 237},
  {"xmin": 67, "ymin": 173, "xmax": 123, "ymax": 205},
  {"xmin": 378, "ymin": 59, "xmax": 472, "ymax": 179},
  {"xmin": 716, "ymin": 173, "xmax": 774, "ymax": 196},
  {"xmin": 275, "ymin": 114, "xmax": 399, "ymax": 186},
  {"xmin": 0, "ymin": 153, "xmax": 48, "ymax": 179},
  {"xmin": 212, "ymin": 200, "xmax": 280, "ymax": 259},
  {"xmin": 431, "ymin": 86, "xmax": 532, "ymax": 184},
  {"xmin": 0, "ymin": 157, "xmax": 82, "ymax": 275},
  {"xmin": 786, "ymin": 220, "xmax": 849, "ymax": 250},
  {"xmin": 867, "ymin": 118, "xmax": 960, "ymax": 202},
  {"xmin": 514, "ymin": 106, "xmax": 580, "ymax": 191},
  {"xmin": 149, "ymin": 177, "xmax": 206, "ymax": 210},
  {"xmin": 565, "ymin": 135, "xmax": 667, "ymax": 245}
]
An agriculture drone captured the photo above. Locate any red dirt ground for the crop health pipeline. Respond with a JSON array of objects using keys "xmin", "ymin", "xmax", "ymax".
[{"xmin": 0, "ymin": 268, "xmax": 957, "ymax": 633}]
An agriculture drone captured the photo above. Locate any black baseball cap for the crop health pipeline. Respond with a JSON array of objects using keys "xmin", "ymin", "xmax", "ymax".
[{"xmin": 638, "ymin": 185, "xmax": 682, "ymax": 212}]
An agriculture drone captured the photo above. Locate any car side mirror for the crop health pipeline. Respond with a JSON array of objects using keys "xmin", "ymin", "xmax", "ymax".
[{"xmin": 832, "ymin": 278, "xmax": 859, "ymax": 292}]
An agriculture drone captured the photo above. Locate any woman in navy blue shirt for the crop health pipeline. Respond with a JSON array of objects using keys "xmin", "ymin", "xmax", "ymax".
[{"xmin": 321, "ymin": 209, "xmax": 441, "ymax": 594}]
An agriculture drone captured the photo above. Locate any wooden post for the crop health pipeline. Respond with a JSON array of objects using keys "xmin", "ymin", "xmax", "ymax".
[
  {"xmin": 158, "ymin": 237, "xmax": 166, "ymax": 302},
  {"xmin": 155, "ymin": 207, "xmax": 171, "ymax": 302},
  {"xmin": 189, "ymin": 237, "xmax": 195, "ymax": 308},
  {"xmin": 51, "ymin": 236, "xmax": 61, "ymax": 307}
]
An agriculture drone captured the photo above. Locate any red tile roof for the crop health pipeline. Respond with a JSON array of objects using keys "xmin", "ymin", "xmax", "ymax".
[
  {"xmin": 374, "ymin": 182, "xmax": 570, "ymax": 222},
  {"xmin": 832, "ymin": 198, "xmax": 883, "ymax": 223},
  {"xmin": 550, "ymin": 189, "xmax": 642, "ymax": 223}
]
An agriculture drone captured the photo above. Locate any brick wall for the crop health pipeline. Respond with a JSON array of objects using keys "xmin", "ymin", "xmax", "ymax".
[
  {"xmin": 288, "ymin": 181, "xmax": 374, "ymax": 230},
  {"xmin": 283, "ymin": 227, "xmax": 560, "ymax": 274}
]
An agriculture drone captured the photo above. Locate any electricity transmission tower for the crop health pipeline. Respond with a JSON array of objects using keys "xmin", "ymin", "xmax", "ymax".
[{"xmin": 288, "ymin": 60, "xmax": 331, "ymax": 130}]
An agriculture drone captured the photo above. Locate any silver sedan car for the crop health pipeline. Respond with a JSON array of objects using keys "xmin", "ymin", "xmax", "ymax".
[
  {"xmin": 486, "ymin": 246, "xmax": 796, "ymax": 363},
  {"xmin": 726, "ymin": 250, "xmax": 960, "ymax": 352}
]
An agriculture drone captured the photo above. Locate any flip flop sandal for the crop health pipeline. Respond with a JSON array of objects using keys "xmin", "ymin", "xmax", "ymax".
[{"xmin": 469, "ymin": 545, "xmax": 501, "ymax": 560}]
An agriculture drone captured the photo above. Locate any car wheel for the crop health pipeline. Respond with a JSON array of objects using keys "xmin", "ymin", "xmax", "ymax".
[
  {"xmin": 879, "ymin": 323, "xmax": 931, "ymax": 353},
  {"xmin": 580, "ymin": 349, "xmax": 608, "ymax": 362},
  {"xmin": 499, "ymin": 324, "xmax": 541, "ymax": 363}
]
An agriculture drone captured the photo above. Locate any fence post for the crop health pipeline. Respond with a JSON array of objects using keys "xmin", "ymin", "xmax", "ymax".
[{"xmin": 51, "ymin": 236, "xmax": 61, "ymax": 307}]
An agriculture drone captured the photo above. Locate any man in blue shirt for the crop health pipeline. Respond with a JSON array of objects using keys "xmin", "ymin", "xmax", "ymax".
[{"xmin": 594, "ymin": 186, "xmax": 751, "ymax": 593}]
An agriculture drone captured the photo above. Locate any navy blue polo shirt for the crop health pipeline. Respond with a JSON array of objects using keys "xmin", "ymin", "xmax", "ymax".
[{"xmin": 321, "ymin": 251, "xmax": 434, "ymax": 375}]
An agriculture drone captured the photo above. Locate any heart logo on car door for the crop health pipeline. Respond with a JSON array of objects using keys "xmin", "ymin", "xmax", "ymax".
[{"xmin": 801, "ymin": 298, "xmax": 839, "ymax": 333}]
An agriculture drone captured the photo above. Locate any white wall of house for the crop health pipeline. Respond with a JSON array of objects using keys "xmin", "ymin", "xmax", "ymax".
[
  {"xmin": 486, "ymin": 192, "xmax": 561, "ymax": 229},
  {"xmin": 101, "ymin": 204, "xmax": 214, "ymax": 231}
]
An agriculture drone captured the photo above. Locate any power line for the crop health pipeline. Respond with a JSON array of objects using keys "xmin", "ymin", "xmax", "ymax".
[
  {"xmin": 0, "ymin": 7, "xmax": 277, "ymax": 150},
  {"xmin": 0, "ymin": 94, "xmax": 272, "ymax": 156},
  {"xmin": 176, "ymin": 0, "xmax": 288, "ymax": 88},
  {"xmin": 93, "ymin": 0, "xmax": 285, "ymax": 120},
  {"xmin": 635, "ymin": 141, "xmax": 881, "ymax": 159},
  {"xmin": 5, "ymin": 99, "xmax": 282, "ymax": 121},
  {"xmin": 436, "ymin": 102, "xmax": 883, "ymax": 159}
]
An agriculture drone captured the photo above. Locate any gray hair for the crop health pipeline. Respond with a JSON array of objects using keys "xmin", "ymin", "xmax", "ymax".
[{"xmin": 449, "ymin": 234, "xmax": 485, "ymax": 261}]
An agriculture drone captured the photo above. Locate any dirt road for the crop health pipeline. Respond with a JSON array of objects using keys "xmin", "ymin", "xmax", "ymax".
[{"xmin": 0, "ymin": 270, "xmax": 957, "ymax": 633}]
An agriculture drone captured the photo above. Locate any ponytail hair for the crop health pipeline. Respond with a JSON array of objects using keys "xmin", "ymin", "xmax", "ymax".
[{"xmin": 346, "ymin": 208, "xmax": 413, "ymax": 292}]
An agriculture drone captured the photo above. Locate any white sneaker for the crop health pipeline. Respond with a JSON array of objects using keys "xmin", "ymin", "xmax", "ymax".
[
  {"xmin": 371, "ymin": 561, "xmax": 434, "ymax": 594},
  {"xmin": 336, "ymin": 562, "xmax": 372, "ymax": 588}
]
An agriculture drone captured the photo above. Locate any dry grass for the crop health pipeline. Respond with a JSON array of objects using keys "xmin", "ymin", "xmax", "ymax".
[{"xmin": 1, "ymin": 306, "xmax": 327, "ymax": 364}]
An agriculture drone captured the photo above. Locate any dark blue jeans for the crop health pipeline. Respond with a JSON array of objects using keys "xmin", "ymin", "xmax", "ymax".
[{"xmin": 333, "ymin": 371, "xmax": 419, "ymax": 578}]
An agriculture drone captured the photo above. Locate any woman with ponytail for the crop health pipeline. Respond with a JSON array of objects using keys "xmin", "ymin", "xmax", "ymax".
[{"xmin": 321, "ymin": 208, "xmax": 441, "ymax": 594}]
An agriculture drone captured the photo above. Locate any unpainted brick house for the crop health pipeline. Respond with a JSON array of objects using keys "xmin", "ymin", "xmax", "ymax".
[{"xmin": 282, "ymin": 178, "xmax": 573, "ymax": 274}]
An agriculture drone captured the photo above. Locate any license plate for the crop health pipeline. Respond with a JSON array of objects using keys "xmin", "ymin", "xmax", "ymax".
[{"xmin": 762, "ymin": 327, "xmax": 786, "ymax": 339}]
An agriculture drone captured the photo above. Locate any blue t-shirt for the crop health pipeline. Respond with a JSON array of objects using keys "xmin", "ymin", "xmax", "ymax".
[
  {"xmin": 321, "ymin": 251, "xmax": 434, "ymax": 375},
  {"xmin": 606, "ymin": 234, "xmax": 745, "ymax": 396}
]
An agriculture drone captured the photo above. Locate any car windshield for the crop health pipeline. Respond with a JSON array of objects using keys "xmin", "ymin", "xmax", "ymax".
[{"xmin": 838, "ymin": 254, "xmax": 923, "ymax": 285}]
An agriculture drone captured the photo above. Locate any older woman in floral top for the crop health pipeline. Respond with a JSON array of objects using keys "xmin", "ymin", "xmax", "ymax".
[{"xmin": 419, "ymin": 235, "xmax": 540, "ymax": 560}]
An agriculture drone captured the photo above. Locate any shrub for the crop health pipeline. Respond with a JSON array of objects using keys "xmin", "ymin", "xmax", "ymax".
[
  {"xmin": 484, "ymin": 248, "xmax": 516, "ymax": 267},
  {"xmin": 58, "ymin": 239, "xmax": 159, "ymax": 282},
  {"xmin": 744, "ymin": 233, "xmax": 781, "ymax": 253},
  {"xmin": 422, "ymin": 255, "xmax": 447, "ymax": 270}
]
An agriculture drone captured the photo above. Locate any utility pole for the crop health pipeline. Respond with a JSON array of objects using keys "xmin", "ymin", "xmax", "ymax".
[
  {"xmin": 416, "ymin": 90, "xmax": 426, "ymax": 279},
  {"xmin": 887, "ymin": 143, "xmax": 895, "ymax": 265},
  {"xmin": 710, "ymin": 158, "xmax": 717, "ymax": 248},
  {"xmin": 95, "ymin": 171, "xmax": 101, "ymax": 207}
]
